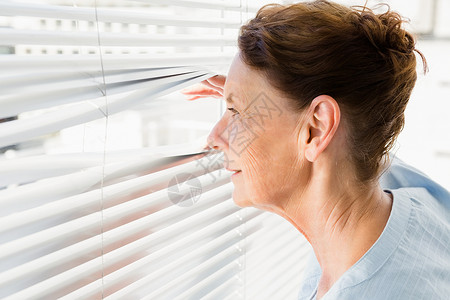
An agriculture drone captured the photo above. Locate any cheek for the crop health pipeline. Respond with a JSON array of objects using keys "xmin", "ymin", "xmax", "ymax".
[
  {"xmin": 227, "ymin": 114, "xmax": 303, "ymax": 206},
  {"xmin": 235, "ymin": 142, "xmax": 305, "ymax": 207},
  {"xmin": 226, "ymin": 116, "xmax": 263, "ymax": 158},
  {"xmin": 236, "ymin": 147, "xmax": 279, "ymax": 205}
]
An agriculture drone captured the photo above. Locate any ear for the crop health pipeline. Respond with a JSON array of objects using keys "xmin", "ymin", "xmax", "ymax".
[{"xmin": 304, "ymin": 95, "xmax": 341, "ymax": 162}]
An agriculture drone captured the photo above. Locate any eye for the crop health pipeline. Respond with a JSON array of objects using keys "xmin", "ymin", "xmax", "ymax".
[{"xmin": 227, "ymin": 107, "xmax": 239, "ymax": 116}]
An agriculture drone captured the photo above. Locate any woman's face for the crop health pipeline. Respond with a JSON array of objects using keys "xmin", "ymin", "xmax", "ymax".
[{"xmin": 208, "ymin": 54, "xmax": 311, "ymax": 211}]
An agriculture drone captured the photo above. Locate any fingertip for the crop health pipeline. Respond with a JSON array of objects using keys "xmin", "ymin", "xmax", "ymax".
[{"xmin": 181, "ymin": 90, "xmax": 197, "ymax": 96}]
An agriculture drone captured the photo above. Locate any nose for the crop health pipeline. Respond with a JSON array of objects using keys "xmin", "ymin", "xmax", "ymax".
[{"xmin": 207, "ymin": 115, "xmax": 229, "ymax": 151}]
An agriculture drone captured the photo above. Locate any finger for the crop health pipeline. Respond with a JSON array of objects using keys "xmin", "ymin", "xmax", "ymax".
[
  {"xmin": 181, "ymin": 83, "xmax": 204, "ymax": 93},
  {"xmin": 201, "ymin": 80, "xmax": 224, "ymax": 94},
  {"xmin": 181, "ymin": 75, "xmax": 226, "ymax": 94},
  {"xmin": 207, "ymin": 75, "xmax": 226, "ymax": 87},
  {"xmin": 181, "ymin": 86, "xmax": 212, "ymax": 95},
  {"xmin": 185, "ymin": 91, "xmax": 223, "ymax": 100},
  {"xmin": 186, "ymin": 94, "xmax": 223, "ymax": 101},
  {"xmin": 201, "ymin": 75, "xmax": 226, "ymax": 92},
  {"xmin": 182, "ymin": 86, "xmax": 222, "ymax": 97},
  {"xmin": 186, "ymin": 95, "xmax": 202, "ymax": 101}
]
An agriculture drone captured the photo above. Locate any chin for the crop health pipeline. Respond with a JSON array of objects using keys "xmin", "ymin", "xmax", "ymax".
[{"xmin": 231, "ymin": 190, "xmax": 253, "ymax": 208}]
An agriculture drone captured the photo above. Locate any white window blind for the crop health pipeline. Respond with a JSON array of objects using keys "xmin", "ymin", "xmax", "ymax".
[{"xmin": 0, "ymin": 0, "xmax": 310, "ymax": 299}]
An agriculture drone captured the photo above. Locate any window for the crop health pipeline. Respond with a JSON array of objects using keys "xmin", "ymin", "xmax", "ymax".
[{"xmin": 0, "ymin": 0, "xmax": 309, "ymax": 299}]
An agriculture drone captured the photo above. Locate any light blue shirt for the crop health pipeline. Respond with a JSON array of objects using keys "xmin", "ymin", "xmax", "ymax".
[{"xmin": 298, "ymin": 157, "xmax": 450, "ymax": 299}]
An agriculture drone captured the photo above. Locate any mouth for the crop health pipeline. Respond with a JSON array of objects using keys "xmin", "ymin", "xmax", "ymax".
[{"xmin": 226, "ymin": 168, "xmax": 242, "ymax": 175}]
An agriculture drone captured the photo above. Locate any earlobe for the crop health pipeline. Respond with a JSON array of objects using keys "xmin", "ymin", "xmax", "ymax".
[{"xmin": 305, "ymin": 145, "xmax": 317, "ymax": 162}]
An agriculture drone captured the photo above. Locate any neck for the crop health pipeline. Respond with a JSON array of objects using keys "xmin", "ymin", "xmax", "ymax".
[{"xmin": 277, "ymin": 160, "xmax": 393, "ymax": 298}]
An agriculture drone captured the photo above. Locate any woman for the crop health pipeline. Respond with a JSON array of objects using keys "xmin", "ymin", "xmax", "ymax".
[{"xmin": 183, "ymin": 1, "xmax": 450, "ymax": 299}]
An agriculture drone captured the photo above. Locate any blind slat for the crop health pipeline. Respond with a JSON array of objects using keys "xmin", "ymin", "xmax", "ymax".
[
  {"xmin": 0, "ymin": 236, "xmax": 102, "ymax": 298},
  {"xmin": 0, "ymin": 202, "xmax": 251, "ymax": 298},
  {"xmin": 0, "ymin": 72, "xmax": 212, "ymax": 147},
  {"xmin": 246, "ymin": 245, "xmax": 310, "ymax": 297},
  {"xmin": 0, "ymin": 28, "xmax": 236, "ymax": 47},
  {"xmin": 0, "ymin": 154, "xmax": 102, "ymax": 187},
  {"xmin": 0, "ymin": 2, "xmax": 241, "ymax": 28},
  {"xmin": 0, "ymin": 142, "xmax": 209, "ymax": 186},
  {"xmin": 0, "ymin": 154, "xmax": 198, "ymax": 213},
  {"xmin": 200, "ymin": 275, "xmax": 241, "ymax": 300},
  {"xmin": 265, "ymin": 265, "xmax": 305, "ymax": 300},
  {"xmin": 0, "ymin": 54, "xmax": 234, "ymax": 71},
  {"xmin": 109, "ymin": 229, "xmax": 247, "ymax": 299},
  {"xmin": 3, "ymin": 256, "xmax": 104, "ymax": 300},
  {"xmin": 0, "ymin": 66, "xmax": 200, "ymax": 93},
  {"xmin": 102, "ymin": 207, "xmax": 255, "ymax": 297},
  {"xmin": 0, "ymin": 153, "xmax": 219, "ymax": 227},
  {"xmin": 66, "ymin": 206, "xmax": 247, "ymax": 299},
  {"xmin": 129, "ymin": 0, "xmax": 247, "ymax": 11},
  {"xmin": 0, "ymin": 70, "xmax": 206, "ymax": 118},
  {"xmin": 0, "ymin": 173, "xmax": 231, "ymax": 269},
  {"xmin": 1, "ymin": 200, "xmax": 240, "ymax": 299},
  {"xmin": 141, "ymin": 240, "xmax": 245, "ymax": 299},
  {"xmin": 249, "ymin": 247, "xmax": 310, "ymax": 300},
  {"xmin": 172, "ymin": 260, "xmax": 241, "ymax": 300}
]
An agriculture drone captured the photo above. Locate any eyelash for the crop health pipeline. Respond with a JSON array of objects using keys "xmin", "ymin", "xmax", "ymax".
[{"xmin": 227, "ymin": 107, "xmax": 239, "ymax": 116}]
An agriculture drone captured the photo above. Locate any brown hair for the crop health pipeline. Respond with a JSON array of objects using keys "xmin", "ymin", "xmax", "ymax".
[{"xmin": 238, "ymin": 0, "xmax": 427, "ymax": 182}]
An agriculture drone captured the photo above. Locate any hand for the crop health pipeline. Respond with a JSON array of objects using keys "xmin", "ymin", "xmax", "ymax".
[{"xmin": 181, "ymin": 75, "xmax": 226, "ymax": 100}]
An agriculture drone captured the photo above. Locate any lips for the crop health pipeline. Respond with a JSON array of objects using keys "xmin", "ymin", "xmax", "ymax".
[{"xmin": 226, "ymin": 168, "xmax": 242, "ymax": 174}]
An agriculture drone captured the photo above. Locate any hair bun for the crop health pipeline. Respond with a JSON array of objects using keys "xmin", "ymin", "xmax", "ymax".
[{"xmin": 352, "ymin": 5, "xmax": 415, "ymax": 57}]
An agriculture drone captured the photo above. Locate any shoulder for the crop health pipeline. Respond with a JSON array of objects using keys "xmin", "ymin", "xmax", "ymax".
[
  {"xmin": 358, "ymin": 189, "xmax": 450, "ymax": 299},
  {"xmin": 334, "ymin": 190, "xmax": 450, "ymax": 299},
  {"xmin": 380, "ymin": 155, "xmax": 450, "ymax": 210},
  {"xmin": 329, "ymin": 271, "xmax": 450, "ymax": 299},
  {"xmin": 323, "ymin": 176, "xmax": 450, "ymax": 299},
  {"xmin": 297, "ymin": 156, "xmax": 450, "ymax": 300},
  {"xmin": 380, "ymin": 155, "xmax": 450, "ymax": 234},
  {"xmin": 380, "ymin": 156, "xmax": 450, "ymax": 245}
]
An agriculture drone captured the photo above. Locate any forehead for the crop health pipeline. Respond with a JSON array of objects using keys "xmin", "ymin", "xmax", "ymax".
[
  {"xmin": 227, "ymin": 54, "xmax": 251, "ymax": 82},
  {"xmin": 224, "ymin": 53, "xmax": 296, "ymax": 116},
  {"xmin": 225, "ymin": 54, "xmax": 264, "ymax": 103}
]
